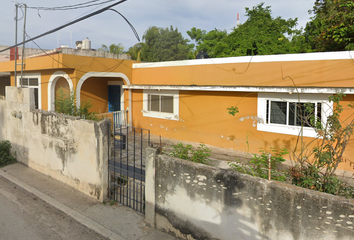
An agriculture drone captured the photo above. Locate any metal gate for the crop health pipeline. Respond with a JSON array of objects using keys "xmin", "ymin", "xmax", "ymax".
[{"xmin": 108, "ymin": 125, "xmax": 150, "ymax": 214}]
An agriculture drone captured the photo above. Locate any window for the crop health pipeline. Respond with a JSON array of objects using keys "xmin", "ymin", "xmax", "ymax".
[
  {"xmin": 258, "ymin": 93, "xmax": 332, "ymax": 137},
  {"xmin": 17, "ymin": 73, "xmax": 41, "ymax": 109},
  {"xmin": 143, "ymin": 90, "xmax": 179, "ymax": 120}
]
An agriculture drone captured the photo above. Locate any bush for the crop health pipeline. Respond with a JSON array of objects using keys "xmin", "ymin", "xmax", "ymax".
[
  {"xmin": 168, "ymin": 143, "xmax": 211, "ymax": 164},
  {"xmin": 0, "ymin": 141, "xmax": 16, "ymax": 167},
  {"xmin": 230, "ymin": 147, "xmax": 288, "ymax": 182},
  {"xmin": 55, "ymin": 87, "xmax": 101, "ymax": 121}
]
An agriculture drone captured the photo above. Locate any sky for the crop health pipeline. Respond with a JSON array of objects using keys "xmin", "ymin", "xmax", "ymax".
[{"xmin": 0, "ymin": 0, "xmax": 315, "ymax": 52}]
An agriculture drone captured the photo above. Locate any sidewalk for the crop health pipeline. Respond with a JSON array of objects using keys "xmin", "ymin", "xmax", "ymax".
[{"xmin": 0, "ymin": 163, "xmax": 177, "ymax": 240}]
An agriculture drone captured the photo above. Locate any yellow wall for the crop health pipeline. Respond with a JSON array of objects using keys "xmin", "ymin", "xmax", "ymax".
[
  {"xmin": 1, "ymin": 53, "xmax": 136, "ymax": 112},
  {"xmin": 131, "ymin": 89, "xmax": 354, "ymax": 172},
  {"xmin": 81, "ymin": 77, "xmax": 109, "ymax": 114},
  {"xmin": 132, "ymin": 59, "xmax": 354, "ymax": 88}
]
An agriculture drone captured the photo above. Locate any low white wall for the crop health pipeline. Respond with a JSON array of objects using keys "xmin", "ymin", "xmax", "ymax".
[
  {"xmin": 1, "ymin": 87, "xmax": 109, "ymax": 201},
  {"xmin": 146, "ymin": 148, "xmax": 354, "ymax": 240}
]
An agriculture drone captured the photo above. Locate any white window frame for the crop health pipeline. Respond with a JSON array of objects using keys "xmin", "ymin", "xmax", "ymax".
[
  {"xmin": 257, "ymin": 93, "xmax": 333, "ymax": 138},
  {"xmin": 143, "ymin": 90, "xmax": 179, "ymax": 120},
  {"xmin": 17, "ymin": 73, "xmax": 41, "ymax": 109}
]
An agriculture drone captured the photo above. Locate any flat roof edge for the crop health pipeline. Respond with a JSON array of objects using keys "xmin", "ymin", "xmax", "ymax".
[{"xmin": 133, "ymin": 51, "xmax": 354, "ymax": 69}]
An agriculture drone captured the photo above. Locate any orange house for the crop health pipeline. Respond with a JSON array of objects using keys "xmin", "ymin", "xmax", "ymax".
[
  {"xmin": 0, "ymin": 48, "xmax": 135, "ymax": 124},
  {"xmin": 1, "ymin": 49, "xmax": 354, "ymax": 172},
  {"xmin": 127, "ymin": 51, "xmax": 354, "ymax": 172}
]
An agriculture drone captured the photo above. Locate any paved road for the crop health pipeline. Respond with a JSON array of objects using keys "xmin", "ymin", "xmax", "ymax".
[{"xmin": 0, "ymin": 177, "xmax": 108, "ymax": 240}]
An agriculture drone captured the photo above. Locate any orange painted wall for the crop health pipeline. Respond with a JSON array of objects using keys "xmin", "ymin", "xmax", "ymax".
[
  {"xmin": 131, "ymin": 90, "xmax": 354, "ymax": 172},
  {"xmin": 132, "ymin": 59, "xmax": 354, "ymax": 88},
  {"xmin": 81, "ymin": 77, "xmax": 109, "ymax": 114}
]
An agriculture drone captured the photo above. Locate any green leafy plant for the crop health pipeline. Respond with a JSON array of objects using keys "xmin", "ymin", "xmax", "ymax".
[
  {"xmin": 289, "ymin": 94, "xmax": 354, "ymax": 197},
  {"xmin": 230, "ymin": 147, "xmax": 288, "ymax": 181},
  {"xmin": 0, "ymin": 140, "xmax": 16, "ymax": 167},
  {"xmin": 55, "ymin": 88, "xmax": 101, "ymax": 121},
  {"xmin": 168, "ymin": 143, "xmax": 211, "ymax": 164}
]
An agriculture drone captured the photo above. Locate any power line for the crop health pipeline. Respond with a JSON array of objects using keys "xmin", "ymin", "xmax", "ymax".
[
  {"xmin": 28, "ymin": 0, "xmax": 116, "ymax": 11},
  {"xmin": 0, "ymin": 0, "xmax": 128, "ymax": 54}
]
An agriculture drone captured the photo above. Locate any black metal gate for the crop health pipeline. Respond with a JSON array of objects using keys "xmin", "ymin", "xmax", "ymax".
[{"xmin": 108, "ymin": 125, "xmax": 150, "ymax": 214}]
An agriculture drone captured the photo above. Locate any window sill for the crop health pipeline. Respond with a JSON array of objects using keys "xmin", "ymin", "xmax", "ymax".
[
  {"xmin": 257, "ymin": 123, "xmax": 317, "ymax": 138},
  {"xmin": 142, "ymin": 111, "xmax": 179, "ymax": 121}
]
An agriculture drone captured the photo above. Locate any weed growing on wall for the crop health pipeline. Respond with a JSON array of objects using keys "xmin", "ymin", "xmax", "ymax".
[
  {"xmin": 230, "ymin": 147, "xmax": 288, "ymax": 182},
  {"xmin": 168, "ymin": 143, "xmax": 211, "ymax": 164},
  {"xmin": 55, "ymin": 88, "xmax": 101, "ymax": 121},
  {"xmin": 0, "ymin": 140, "xmax": 16, "ymax": 167}
]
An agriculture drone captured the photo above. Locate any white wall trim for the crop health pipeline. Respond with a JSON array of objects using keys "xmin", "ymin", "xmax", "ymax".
[
  {"xmin": 133, "ymin": 51, "xmax": 354, "ymax": 69},
  {"xmin": 48, "ymin": 71, "xmax": 74, "ymax": 111},
  {"xmin": 16, "ymin": 72, "xmax": 42, "ymax": 109},
  {"xmin": 76, "ymin": 72, "xmax": 131, "ymax": 109},
  {"xmin": 123, "ymin": 85, "xmax": 354, "ymax": 94}
]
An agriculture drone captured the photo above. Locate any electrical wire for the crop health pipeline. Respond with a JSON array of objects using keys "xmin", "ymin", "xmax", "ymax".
[
  {"xmin": 109, "ymin": 9, "xmax": 140, "ymax": 42},
  {"xmin": 0, "ymin": 0, "xmax": 128, "ymax": 54},
  {"xmin": 28, "ymin": 0, "xmax": 117, "ymax": 11}
]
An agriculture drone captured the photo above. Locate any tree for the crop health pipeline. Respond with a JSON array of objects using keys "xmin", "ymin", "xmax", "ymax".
[
  {"xmin": 188, "ymin": 3, "xmax": 304, "ymax": 58},
  {"xmin": 98, "ymin": 43, "xmax": 125, "ymax": 54},
  {"xmin": 223, "ymin": 3, "xmax": 300, "ymax": 56},
  {"xmin": 140, "ymin": 26, "xmax": 193, "ymax": 62},
  {"xmin": 305, "ymin": 0, "xmax": 354, "ymax": 51},
  {"xmin": 127, "ymin": 42, "xmax": 145, "ymax": 61},
  {"xmin": 187, "ymin": 27, "xmax": 227, "ymax": 58}
]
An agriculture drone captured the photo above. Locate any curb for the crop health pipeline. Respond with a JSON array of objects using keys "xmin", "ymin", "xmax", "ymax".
[{"xmin": 0, "ymin": 170, "xmax": 125, "ymax": 240}]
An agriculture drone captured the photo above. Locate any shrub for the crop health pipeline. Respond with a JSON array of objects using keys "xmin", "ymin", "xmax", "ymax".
[
  {"xmin": 230, "ymin": 147, "xmax": 288, "ymax": 182},
  {"xmin": 168, "ymin": 143, "xmax": 211, "ymax": 164},
  {"xmin": 0, "ymin": 141, "xmax": 16, "ymax": 167},
  {"xmin": 55, "ymin": 87, "xmax": 101, "ymax": 121}
]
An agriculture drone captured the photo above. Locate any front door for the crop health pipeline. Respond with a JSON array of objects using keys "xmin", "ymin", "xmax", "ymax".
[{"xmin": 108, "ymin": 85, "xmax": 121, "ymax": 112}]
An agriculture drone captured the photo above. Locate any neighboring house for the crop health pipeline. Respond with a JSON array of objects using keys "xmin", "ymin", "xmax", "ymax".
[
  {"xmin": 0, "ymin": 45, "xmax": 134, "ymax": 124},
  {"xmin": 127, "ymin": 51, "xmax": 354, "ymax": 172}
]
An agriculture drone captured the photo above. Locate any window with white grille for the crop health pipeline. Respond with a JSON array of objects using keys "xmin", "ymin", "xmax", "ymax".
[
  {"xmin": 257, "ymin": 93, "xmax": 332, "ymax": 137},
  {"xmin": 143, "ymin": 90, "xmax": 179, "ymax": 120}
]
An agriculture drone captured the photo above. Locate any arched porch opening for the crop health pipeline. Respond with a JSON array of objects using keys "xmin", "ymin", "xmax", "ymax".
[{"xmin": 48, "ymin": 71, "xmax": 74, "ymax": 111}]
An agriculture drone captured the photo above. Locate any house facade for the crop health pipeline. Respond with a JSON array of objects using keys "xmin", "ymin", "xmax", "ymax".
[
  {"xmin": 127, "ymin": 51, "xmax": 354, "ymax": 172},
  {"xmin": 0, "ymin": 48, "xmax": 135, "ymax": 124},
  {"xmin": 1, "ymin": 49, "xmax": 354, "ymax": 172}
]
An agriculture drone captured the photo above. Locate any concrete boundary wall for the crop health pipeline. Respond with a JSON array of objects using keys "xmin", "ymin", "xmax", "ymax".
[
  {"xmin": 145, "ymin": 148, "xmax": 354, "ymax": 240},
  {"xmin": 0, "ymin": 87, "xmax": 109, "ymax": 202}
]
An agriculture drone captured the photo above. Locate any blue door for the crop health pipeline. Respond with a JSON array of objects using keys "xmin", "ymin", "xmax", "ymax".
[{"xmin": 108, "ymin": 85, "xmax": 121, "ymax": 112}]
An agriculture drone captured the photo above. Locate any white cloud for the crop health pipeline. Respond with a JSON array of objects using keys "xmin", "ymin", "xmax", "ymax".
[{"xmin": 0, "ymin": 0, "xmax": 315, "ymax": 51}]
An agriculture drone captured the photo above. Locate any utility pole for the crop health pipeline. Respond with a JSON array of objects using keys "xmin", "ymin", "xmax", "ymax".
[
  {"xmin": 14, "ymin": 4, "xmax": 18, "ymax": 87},
  {"xmin": 20, "ymin": 4, "xmax": 27, "ymax": 87}
]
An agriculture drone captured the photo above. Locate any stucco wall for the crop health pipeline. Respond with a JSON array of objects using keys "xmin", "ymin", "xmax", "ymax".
[
  {"xmin": 1, "ymin": 87, "xmax": 109, "ymax": 201},
  {"xmin": 145, "ymin": 148, "xmax": 354, "ymax": 240},
  {"xmin": 0, "ymin": 99, "xmax": 6, "ymax": 141}
]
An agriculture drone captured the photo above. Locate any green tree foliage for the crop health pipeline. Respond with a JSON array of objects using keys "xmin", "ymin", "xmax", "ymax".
[
  {"xmin": 187, "ymin": 28, "xmax": 227, "ymax": 58},
  {"xmin": 127, "ymin": 42, "xmax": 145, "ymax": 61},
  {"xmin": 305, "ymin": 0, "xmax": 354, "ymax": 51},
  {"xmin": 188, "ymin": 3, "xmax": 304, "ymax": 58},
  {"xmin": 98, "ymin": 43, "xmax": 125, "ymax": 54},
  {"xmin": 140, "ymin": 26, "xmax": 194, "ymax": 62}
]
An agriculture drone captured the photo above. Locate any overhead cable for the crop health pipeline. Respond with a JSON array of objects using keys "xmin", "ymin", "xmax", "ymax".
[
  {"xmin": 109, "ymin": 9, "xmax": 140, "ymax": 42},
  {"xmin": 28, "ymin": 0, "xmax": 116, "ymax": 11},
  {"xmin": 0, "ymin": 0, "xmax": 128, "ymax": 54}
]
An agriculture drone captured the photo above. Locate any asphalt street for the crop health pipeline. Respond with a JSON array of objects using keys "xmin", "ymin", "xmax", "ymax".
[{"xmin": 0, "ymin": 176, "xmax": 108, "ymax": 240}]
